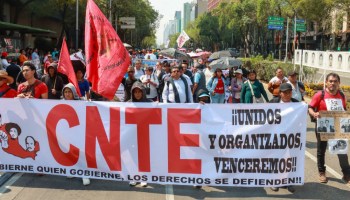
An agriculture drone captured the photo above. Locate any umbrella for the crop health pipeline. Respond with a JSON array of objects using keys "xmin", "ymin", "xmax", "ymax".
[
  {"xmin": 187, "ymin": 52, "xmax": 199, "ymax": 58},
  {"xmin": 160, "ymin": 48, "xmax": 190, "ymax": 61},
  {"xmin": 123, "ymin": 43, "xmax": 132, "ymax": 48},
  {"xmin": 209, "ymin": 57, "xmax": 242, "ymax": 70},
  {"xmin": 196, "ymin": 51, "xmax": 211, "ymax": 57},
  {"xmin": 209, "ymin": 58, "xmax": 229, "ymax": 70},
  {"xmin": 225, "ymin": 57, "xmax": 242, "ymax": 67},
  {"xmin": 209, "ymin": 50, "xmax": 235, "ymax": 60}
]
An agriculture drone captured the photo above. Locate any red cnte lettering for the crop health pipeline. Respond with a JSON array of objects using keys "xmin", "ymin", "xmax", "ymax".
[
  {"xmin": 85, "ymin": 107, "xmax": 121, "ymax": 171},
  {"xmin": 125, "ymin": 108, "xmax": 162, "ymax": 172},
  {"xmin": 168, "ymin": 108, "xmax": 201, "ymax": 174},
  {"xmin": 46, "ymin": 104, "xmax": 80, "ymax": 166}
]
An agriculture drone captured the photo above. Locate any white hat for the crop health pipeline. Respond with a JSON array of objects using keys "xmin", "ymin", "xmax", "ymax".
[{"xmin": 234, "ymin": 69, "xmax": 243, "ymax": 74}]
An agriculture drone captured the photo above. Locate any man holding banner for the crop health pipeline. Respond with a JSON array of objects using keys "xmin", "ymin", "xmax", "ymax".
[
  {"xmin": 269, "ymin": 83, "xmax": 298, "ymax": 193},
  {"xmin": 308, "ymin": 73, "xmax": 350, "ymax": 184}
]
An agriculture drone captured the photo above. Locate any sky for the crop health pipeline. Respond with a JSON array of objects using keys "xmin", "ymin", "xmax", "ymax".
[{"xmin": 148, "ymin": 0, "xmax": 192, "ymax": 45}]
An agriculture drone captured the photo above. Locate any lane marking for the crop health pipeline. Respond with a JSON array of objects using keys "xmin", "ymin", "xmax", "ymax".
[
  {"xmin": 305, "ymin": 151, "xmax": 342, "ymax": 179},
  {"xmin": 165, "ymin": 184, "xmax": 174, "ymax": 200},
  {"xmin": 0, "ymin": 173, "xmax": 24, "ymax": 196}
]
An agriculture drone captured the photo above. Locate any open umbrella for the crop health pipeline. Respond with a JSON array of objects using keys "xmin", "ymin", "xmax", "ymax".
[
  {"xmin": 209, "ymin": 58, "xmax": 229, "ymax": 70},
  {"xmin": 187, "ymin": 52, "xmax": 199, "ymax": 58},
  {"xmin": 209, "ymin": 50, "xmax": 235, "ymax": 60},
  {"xmin": 209, "ymin": 57, "xmax": 242, "ymax": 70},
  {"xmin": 225, "ymin": 57, "xmax": 242, "ymax": 67},
  {"xmin": 196, "ymin": 51, "xmax": 211, "ymax": 57},
  {"xmin": 160, "ymin": 48, "xmax": 190, "ymax": 61}
]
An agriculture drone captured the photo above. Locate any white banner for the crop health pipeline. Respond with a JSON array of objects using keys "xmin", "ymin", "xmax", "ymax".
[
  {"xmin": 176, "ymin": 31, "xmax": 190, "ymax": 48},
  {"xmin": 295, "ymin": 49, "xmax": 350, "ymax": 72},
  {"xmin": 0, "ymin": 99, "xmax": 307, "ymax": 187}
]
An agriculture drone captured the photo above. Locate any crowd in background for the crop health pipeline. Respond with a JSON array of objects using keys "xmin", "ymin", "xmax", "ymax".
[{"xmin": 1, "ymin": 47, "xmax": 350, "ymax": 190}]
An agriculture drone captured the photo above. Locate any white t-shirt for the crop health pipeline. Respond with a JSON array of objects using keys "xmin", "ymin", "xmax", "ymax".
[
  {"xmin": 269, "ymin": 76, "xmax": 288, "ymax": 84},
  {"xmin": 140, "ymin": 74, "xmax": 159, "ymax": 99}
]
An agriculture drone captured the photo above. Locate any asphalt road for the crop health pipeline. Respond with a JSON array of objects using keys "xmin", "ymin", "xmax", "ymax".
[{"xmin": 0, "ymin": 86, "xmax": 349, "ymax": 200}]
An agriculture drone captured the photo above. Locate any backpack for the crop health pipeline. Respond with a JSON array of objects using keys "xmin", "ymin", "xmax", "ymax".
[{"xmin": 309, "ymin": 90, "xmax": 346, "ymax": 123}]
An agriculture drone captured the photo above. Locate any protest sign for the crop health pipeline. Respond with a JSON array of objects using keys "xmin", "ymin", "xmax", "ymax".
[{"xmin": 0, "ymin": 99, "xmax": 307, "ymax": 187}]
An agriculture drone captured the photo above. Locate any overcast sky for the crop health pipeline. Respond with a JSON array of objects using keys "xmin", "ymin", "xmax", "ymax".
[{"xmin": 148, "ymin": 0, "xmax": 192, "ymax": 45}]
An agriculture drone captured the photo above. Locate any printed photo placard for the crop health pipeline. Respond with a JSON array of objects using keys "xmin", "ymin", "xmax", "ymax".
[{"xmin": 318, "ymin": 111, "xmax": 350, "ymax": 141}]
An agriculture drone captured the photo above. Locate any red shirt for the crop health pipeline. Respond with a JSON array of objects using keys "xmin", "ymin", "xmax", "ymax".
[
  {"xmin": 214, "ymin": 78, "xmax": 225, "ymax": 94},
  {"xmin": 17, "ymin": 80, "xmax": 48, "ymax": 99},
  {"xmin": 309, "ymin": 90, "xmax": 346, "ymax": 111},
  {"xmin": 0, "ymin": 84, "xmax": 17, "ymax": 98}
]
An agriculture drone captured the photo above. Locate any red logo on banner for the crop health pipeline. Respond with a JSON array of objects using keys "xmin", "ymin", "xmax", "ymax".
[{"xmin": 0, "ymin": 122, "xmax": 40, "ymax": 160}]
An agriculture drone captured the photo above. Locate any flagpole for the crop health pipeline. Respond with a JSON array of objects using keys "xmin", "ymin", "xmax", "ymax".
[{"xmin": 76, "ymin": 0, "xmax": 79, "ymax": 50}]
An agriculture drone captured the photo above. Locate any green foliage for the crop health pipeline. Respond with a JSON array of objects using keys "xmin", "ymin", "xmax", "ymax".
[
  {"xmin": 27, "ymin": 0, "xmax": 159, "ymax": 49},
  {"xmin": 183, "ymin": 0, "xmax": 339, "ymax": 54},
  {"xmin": 241, "ymin": 58, "xmax": 317, "ymax": 82}
]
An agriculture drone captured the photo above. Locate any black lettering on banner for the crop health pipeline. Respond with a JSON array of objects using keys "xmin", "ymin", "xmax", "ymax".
[
  {"xmin": 208, "ymin": 134, "xmax": 216, "ymax": 149},
  {"xmin": 214, "ymin": 157, "xmax": 297, "ymax": 174},
  {"xmin": 151, "ymin": 175, "xmax": 211, "ymax": 184},
  {"xmin": 0, "ymin": 164, "xmax": 34, "ymax": 172},
  {"xmin": 231, "ymin": 177, "xmax": 302, "ymax": 186},
  {"xmin": 207, "ymin": 133, "xmax": 302, "ymax": 150},
  {"xmin": 232, "ymin": 109, "xmax": 282, "ymax": 125}
]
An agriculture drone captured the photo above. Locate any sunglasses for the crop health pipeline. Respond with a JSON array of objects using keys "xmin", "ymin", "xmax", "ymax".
[{"xmin": 128, "ymin": 71, "xmax": 135, "ymax": 73}]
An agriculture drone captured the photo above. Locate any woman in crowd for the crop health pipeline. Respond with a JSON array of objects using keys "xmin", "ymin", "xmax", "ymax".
[
  {"xmin": 62, "ymin": 83, "xmax": 90, "ymax": 186},
  {"xmin": 240, "ymin": 69, "xmax": 268, "ymax": 103},
  {"xmin": 140, "ymin": 66, "xmax": 159, "ymax": 101},
  {"xmin": 230, "ymin": 69, "xmax": 247, "ymax": 103},
  {"xmin": 17, "ymin": 61, "xmax": 48, "ymax": 99},
  {"xmin": 206, "ymin": 68, "xmax": 228, "ymax": 103}
]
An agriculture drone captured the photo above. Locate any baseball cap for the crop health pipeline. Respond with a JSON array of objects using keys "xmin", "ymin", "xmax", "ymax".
[
  {"xmin": 279, "ymin": 83, "xmax": 293, "ymax": 92},
  {"xmin": 234, "ymin": 69, "xmax": 243, "ymax": 74}
]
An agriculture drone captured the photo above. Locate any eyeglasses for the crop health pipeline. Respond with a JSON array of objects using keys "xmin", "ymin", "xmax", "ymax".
[{"xmin": 172, "ymin": 70, "xmax": 179, "ymax": 73}]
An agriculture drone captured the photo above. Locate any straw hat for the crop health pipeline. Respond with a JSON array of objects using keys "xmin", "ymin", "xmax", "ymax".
[{"xmin": 0, "ymin": 70, "xmax": 14, "ymax": 84}]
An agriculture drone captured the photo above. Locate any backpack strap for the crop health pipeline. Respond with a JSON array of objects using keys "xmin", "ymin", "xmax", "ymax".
[{"xmin": 180, "ymin": 75, "xmax": 189, "ymax": 103}]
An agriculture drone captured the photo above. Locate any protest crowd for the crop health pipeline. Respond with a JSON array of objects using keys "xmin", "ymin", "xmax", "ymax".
[
  {"xmin": 0, "ymin": 0, "xmax": 349, "ymax": 196},
  {"xmin": 1, "ymin": 45, "xmax": 350, "ymax": 192}
]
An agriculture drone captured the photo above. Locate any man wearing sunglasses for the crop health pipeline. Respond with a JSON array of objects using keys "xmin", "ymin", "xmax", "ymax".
[{"xmin": 162, "ymin": 66, "xmax": 193, "ymax": 103}]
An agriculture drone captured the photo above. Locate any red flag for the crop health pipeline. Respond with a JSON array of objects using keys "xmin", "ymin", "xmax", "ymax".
[
  {"xmin": 57, "ymin": 37, "xmax": 82, "ymax": 97},
  {"xmin": 85, "ymin": 0, "xmax": 131, "ymax": 99}
]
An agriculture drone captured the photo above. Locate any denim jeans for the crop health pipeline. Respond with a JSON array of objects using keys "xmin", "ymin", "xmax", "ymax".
[{"xmin": 210, "ymin": 93, "xmax": 225, "ymax": 104}]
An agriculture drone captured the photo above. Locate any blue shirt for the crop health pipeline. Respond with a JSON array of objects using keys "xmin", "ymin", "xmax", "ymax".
[{"xmin": 78, "ymin": 79, "xmax": 90, "ymax": 96}]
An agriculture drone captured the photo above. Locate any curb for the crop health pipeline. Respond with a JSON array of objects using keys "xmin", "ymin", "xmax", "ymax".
[{"xmin": 0, "ymin": 173, "xmax": 15, "ymax": 187}]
